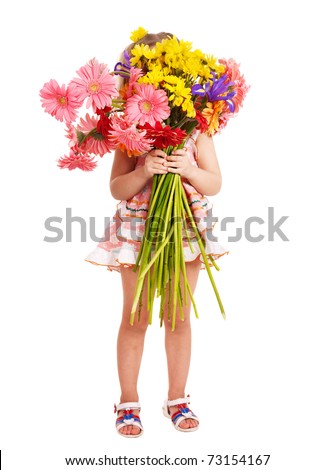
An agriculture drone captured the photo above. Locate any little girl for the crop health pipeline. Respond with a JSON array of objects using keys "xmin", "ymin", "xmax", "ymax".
[{"xmin": 85, "ymin": 32, "xmax": 228, "ymax": 437}]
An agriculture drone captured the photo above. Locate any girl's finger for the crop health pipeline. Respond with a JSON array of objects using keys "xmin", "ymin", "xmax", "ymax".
[
  {"xmin": 166, "ymin": 155, "xmax": 181, "ymax": 162},
  {"xmin": 152, "ymin": 163, "xmax": 168, "ymax": 170},
  {"xmin": 167, "ymin": 167, "xmax": 180, "ymax": 173},
  {"xmin": 152, "ymin": 156, "xmax": 166, "ymax": 164},
  {"xmin": 165, "ymin": 161, "xmax": 182, "ymax": 168},
  {"xmin": 151, "ymin": 150, "xmax": 167, "ymax": 158}
]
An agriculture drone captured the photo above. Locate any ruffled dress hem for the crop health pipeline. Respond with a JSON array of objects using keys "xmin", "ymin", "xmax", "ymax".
[{"xmin": 84, "ymin": 247, "xmax": 229, "ymax": 274}]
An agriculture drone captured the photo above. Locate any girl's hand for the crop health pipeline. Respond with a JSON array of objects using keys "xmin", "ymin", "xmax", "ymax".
[
  {"xmin": 164, "ymin": 148, "xmax": 195, "ymax": 179},
  {"xmin": 143, "ymin": 149, "xmax": 168, "ymax": 178}
]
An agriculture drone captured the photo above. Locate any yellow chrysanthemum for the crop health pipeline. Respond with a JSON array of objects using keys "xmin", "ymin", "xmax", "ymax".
[
  {"xmin": 203, "ymin": 54, "xmax": 219, "ymax": 70},
  {"xmin": 215, "ymin": 62, "xmax": 227, "ymax": 74},
  {"xmin": 162, "ymin": 75, "xmax": 195, "ymax": 117},
  {"xmin": 155, "ymin": 36, "xmax": 192, "ymax": 72},
  {"xmin": 163, "ymin": 76, "xmax": 189, "ymax": 104},
  {"xmin": 149, "ymin": 43, "xmax": 164, "ymax": 60},
  {"xmin": 191, "ymin": 50, "xmax": 224, "ymax": 79},
  {"xmin": 165, "ymin": 37, "xmax": 192, "ymax": 56},
  {"xmin": 138, "ymin": 65, "xmax": 166, "ymax": 88},
  {"xmin": 130, "ymin": 26, "xmax": 148, "ymax": 43},
  {"xmin": 181, "ymin": 98, "xmax": 196, "ymax": 118},
  {"xmin": 130, "ymin": 44, "xmax": 155, "ymax": 67},
  {"xmin": 183, "ymin": 52, "xmax": 206, "ymax": 79}
]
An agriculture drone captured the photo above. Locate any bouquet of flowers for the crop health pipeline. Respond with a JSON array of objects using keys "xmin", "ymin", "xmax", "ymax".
[{"xmin": 40, "ymin": 27, "xmax": 249, "ymax": 330}]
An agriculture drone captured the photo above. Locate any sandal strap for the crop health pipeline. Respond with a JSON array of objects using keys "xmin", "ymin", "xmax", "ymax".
[
  {"xmin": 116, "ymin": 421, "xmax": 143, "ymax": 431},
  {"xmin": 116, "ymin": 413, "xmax": 143, "ymax": 431},
  {"xmin": 115, "ymin": 401, "xmax": 141, "ymax": 412},
  {"xmin": 173, "ymin": 414, "xmax": 199, "ymax": 430},
  {"xmin": 116, "ymin": 413, "xmax": 142, "ymax": 425},
  {"xmin": 172, "ymin": 409, "xmax": 198, "ymax": 425},
  {"xmin": 167, "ymin": 397, "xmax": 190, "ymax": 407}
]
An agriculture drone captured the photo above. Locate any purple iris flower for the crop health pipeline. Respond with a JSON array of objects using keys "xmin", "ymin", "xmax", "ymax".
[
  {"xmin": 123, "ymin": 50, "xmax": 131, "ymax": 67},
  {"xmin": 192, "ymin": 73, "xmax": 236, "ymax": 112},
  {"xmin": 113, "ymin": 49, "xmax": 132, "ymax": 77}
]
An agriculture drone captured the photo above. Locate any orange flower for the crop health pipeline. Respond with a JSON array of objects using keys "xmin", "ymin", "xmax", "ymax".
[{"xmin": 202, "ymin": 101, "xmax": 224, "ymax": 136}]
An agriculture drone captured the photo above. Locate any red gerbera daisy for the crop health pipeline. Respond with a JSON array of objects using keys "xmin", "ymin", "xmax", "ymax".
[
  {"xmin": 77, "ymin": 113, "xmax": 115, "ymax": 157},
  {"xmin": 140, "ymin": 122, "xmax": 187, "ymax": 149},
  {"xmin": 194, "ymin": 108, "xmax": 209, "ymax": 133}
]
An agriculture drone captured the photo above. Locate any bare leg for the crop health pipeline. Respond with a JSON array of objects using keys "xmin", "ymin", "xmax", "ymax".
[
  {"xmin": 116, "ymin": 265, "xmax": 151, "ymax": 436},
  {"xmin": 164, "ymin": 256, "xmax": 201, "ymax": 429}
]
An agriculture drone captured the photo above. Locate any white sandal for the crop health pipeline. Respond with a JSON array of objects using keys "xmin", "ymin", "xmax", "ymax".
[
  {"xmin": 114, "ymin": 402, "xmax": 144, "ymax": 438},
  {"xmin": 162, "ymin": 396, "xmax": 199, "ymax": 432}
]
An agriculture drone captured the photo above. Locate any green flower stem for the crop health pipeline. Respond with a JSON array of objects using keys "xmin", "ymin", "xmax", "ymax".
[
  {"xmin": 180, "ymin": 251, "xmax": 188, "ymax": 309},
  {"xmin": 186, "ymin": 277, "xmax": 199, "ymax": 319},
  {"xmin": 138, "ymin": 225, "xmax": 175, "ymax": 281},
  {"xmin": 131, "ymin": 192, "xmax": 176, "ymax": 324},
  {"xmin": 171, "ymin": 115, "xmax": 189, "ymax": 130},
  {"xmin": 183, "ymin": 209, "xmax": 195, "ymax": 254},
  {"xmin": 162, "ymin": 176, "xmax": 177, "ymax": 235},
  {"xmin": 130, "ymin": 140, "xmax": 226, "ymax": 329},
  {"xmin": 172, "ymin": 176, "xmax": 181, "ymax": 331},
  {"xmin": 156, "ymin": 173, "xmax": 173, "ymax": 210},
  {"xmin": 168, "ymin": 240, "xmax": 174, "ymax": 322},
  {"xmin": 159, "ymin": 285, "xmax": 167, "ymax": 325},
  {"xmin": 146, "ymin": 174, "xmax": 168, "ymax": 217},
  {"xmin": 148, "ymin": 258, "xmax": 156, "ymax": 324},
  {"xmin": 208, "ymin": 254, "xmax": 220, "ymax": 271},
  {"xmin": 132, "ymin": 176, "xmax": 157, "ymax": 273},
  {"xmin": 154, "ymin": 177, "xmax": 175, "ymax": 299},
  {"xmin": 112, "ymin": 70, "xmax": 130, "ymax": 78},
  {"xmin": 147, "ymin": 262, "xmax": 151, "ymax": 316},
  {"xmin": 177, "ymin": 181, "xmax": 188, "ymax": 307},
  {"xmin": 178, "ymin": 282, "xmax": 184, "ymax": 321},
  {"xmin": 133, "ymin": 173, "xmax": 166, "ymax": 272},
  {"xmin": 181, "ymin": 187, "xmax": 226, "ymax": 319}
]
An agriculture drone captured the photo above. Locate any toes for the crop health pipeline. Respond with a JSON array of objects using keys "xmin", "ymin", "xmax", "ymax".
[
  {"xmin": 132, "ymin": 426, "xmax": 141, "ymax": 435},
  {"xmin": 179, "ymin": 419, "xmax": 190, "ymax": 429},
  {"xmin": 125, "ymin": 425, "xmax": 131, "ymax": 435},
  {"xmin": 119, "ymin": 425, "xmax": 141, "ymax": 435},
  {"xmin": 182, "ymin": 418, "xmax": 198, "ymax": 428}
]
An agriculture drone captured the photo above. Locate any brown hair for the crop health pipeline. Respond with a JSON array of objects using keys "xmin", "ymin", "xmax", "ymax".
[{"xmin": 124, "ymin": 32, "xmax": 175, "ymax": 56}]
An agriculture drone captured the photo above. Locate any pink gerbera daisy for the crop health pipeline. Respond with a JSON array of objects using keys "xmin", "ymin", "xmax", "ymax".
[
  {"xmin": 125, "ymin": 83, "xmax": 170, "ymax": 126},
  {"xmin": 57, "ymin": 150, "xmax": 98, "ymax": 171},
  {"xmin": 65, "ymin": 122, "xmax": 92, "ymax": 154},
  {"xmin": 123, "ymin": 67, "xmax": 144, "ymax": 99},
  {"xmin": 70, "ymin": 58, "xmax": 119, "ymax": 110},
  {"xmin": 77, "ymin": 113, "xmax": 115, "ymax": 157},
  {"xmin": 65, "ymin": 123, "xmax": 79, "ymax": 148},
  {"xmin": 219, "ymin": 58, "xmax": 250, "ymax": 113},
  {"xmin": 40, "ymin": 79, "xmax": 83, "ymax": 123},
  {"xmin": 109, "ymin": 115, "xmax": 153, "ymax": 157}
]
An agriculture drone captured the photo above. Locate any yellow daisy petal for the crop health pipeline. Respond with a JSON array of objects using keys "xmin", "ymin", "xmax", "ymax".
[{"xmin": 130, "ymin": 26, "xmax": 148, "ymax": 43}]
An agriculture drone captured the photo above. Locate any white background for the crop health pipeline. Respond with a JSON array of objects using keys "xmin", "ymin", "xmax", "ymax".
[{"xmin": 1, "ymin": 0, "xmax": 333, "ymax": 469}]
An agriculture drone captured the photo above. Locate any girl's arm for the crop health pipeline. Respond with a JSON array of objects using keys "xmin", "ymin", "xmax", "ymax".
[
  {"xmin": 164, "ymin": 133, "xmax": 222, "ymax": 196},
  {"xmin": 110, "ymin": 148, "xmax": 168, "ymax": 200}
]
